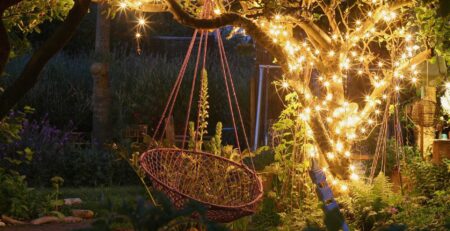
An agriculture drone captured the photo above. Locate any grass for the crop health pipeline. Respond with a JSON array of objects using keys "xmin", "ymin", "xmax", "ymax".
[{"xmin": 38, "ymin": 185, "xmax": 147, "ymax": 214}]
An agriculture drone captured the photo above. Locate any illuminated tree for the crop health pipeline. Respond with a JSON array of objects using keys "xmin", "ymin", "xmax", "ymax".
[{"xmin": 118, "ymin": 0, "xmax": 435, "ymax": 184}]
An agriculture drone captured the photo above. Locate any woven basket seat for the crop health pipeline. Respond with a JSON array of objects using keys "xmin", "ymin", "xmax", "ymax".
[{"xmin": 140, "ymin": 148, "xmax": 263, "ymax": 222}]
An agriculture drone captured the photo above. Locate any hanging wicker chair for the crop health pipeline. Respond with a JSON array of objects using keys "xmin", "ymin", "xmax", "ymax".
[
  {"xmin": 140, "ymin": 148, "xmax": 263, "ymax": 222},
  {"xmin": 140, "ymin": 0, "xmax": 263, "ymax": 222}
]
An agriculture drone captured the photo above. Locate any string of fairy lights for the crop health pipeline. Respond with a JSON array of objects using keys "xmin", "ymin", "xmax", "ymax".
[
  {"xmin": 114, "ymin": 0, "xmax": 431, "ymax": 193},
  {"xmin": 263, "ymin": 1, "xmax": 423, "ymax": 191}
]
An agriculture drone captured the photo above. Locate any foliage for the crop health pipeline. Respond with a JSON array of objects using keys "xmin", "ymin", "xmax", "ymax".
[
  {"xmin": 247, "ymin": 198, "xmax": 281, "ymax": 231},
  {"xmin": 0, "ymin": 168, "xmax": 51, "ymax": 219},
  {"xmin": 0, "ymin": 112, "xmax": 126, "ymax": 186},
  {"xmin": 414, "ymin": 0, "xmax": 450, "ymax": 67},
  {"xmin": 0, "ymin": 113, "xmax": 74, "ymax": 184},
  {"xmin": 207, "ymin": 121, "xmax": 222, "ymax": 156},
  {"xmin": 4, "ymin": 50, "xmax": 252, "ymax": 137},
  {"xmin": 112, "ymin": 141, "xmax": 157, "ymax": 204},
  {"xmin": 338, "ymin": 173, "xmax": 402, "ymax": 230},
  {"xmin": 0, "ymin": 109, "xmax": 51, "ymax": 219},
  {"xmin": 82, "ymin": 193, "xmax": 229, "ymax": 231},
  {"xmin": 368, "ymin": 138, "xmax": 421, "ymax": 177},
  {"xmin": 254, "ymin": 91, "xmax": 325, "ymax": 230},
  {"xmin": 404, "ymin": 157, "xmax": 450, "ymax": 197},
  {"xmin": 393, "ymin": 190, "xmax": 450, "ymax": 230},
  {"xmin": 2, "ymin": 0, "xmax": 74, "ymax": 57},
  {"xmin": 0, "ymin": 107, "xmax": 33, "ymax": 146}
]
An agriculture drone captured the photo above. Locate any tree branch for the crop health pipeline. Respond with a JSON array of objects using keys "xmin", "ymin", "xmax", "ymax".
[
  {"xmin": 351, "ymin": 0, "xmax": 414, "ymax": 39},
  {"xmin": 164, "ymin": 0, "xmax": 288, "ymax": 70},
  {"xmin": 358, "ymin": 49, "xmax": 432, "ymax": 124},
  {"xmin": 0, "ymin": 0, "xmax": 91, "ymax": 119},
  {"xmin": 293, "ymin": 19, "xmax": 333, "ymax": 51}
]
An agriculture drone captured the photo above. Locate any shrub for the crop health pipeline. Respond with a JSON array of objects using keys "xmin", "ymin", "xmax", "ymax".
[{"xmin": 0, "ymin": 109, "xmax": 51, "ymax": 219}]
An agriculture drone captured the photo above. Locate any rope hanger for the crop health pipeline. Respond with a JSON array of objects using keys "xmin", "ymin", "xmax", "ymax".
[{"xmin": 151, "ymin": 0, "xmax": 252, "ymax": 166}]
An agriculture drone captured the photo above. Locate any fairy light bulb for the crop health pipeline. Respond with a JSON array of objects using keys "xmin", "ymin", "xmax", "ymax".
[
  {"xmin": 344, "ymin": 151, "xmax": 351, "ymax": 157},
  {"xmin": 327, "ymin": 152, "xmax": 335, "ymax": 159},
  {"xmin": 138, "ymin": 18, "xmax": 146, "ymax": 26},
  {"xmin": 336, "ymin": 142, "xmax": 344, "ymax": 152},
  {"xmin": 350, "ymin": 173, "xmax": 360, "ymax": 181},
  {"xmin": 281, "ymin": 81, "xmax": 289, "ymax": 89},
  {"xmin": 349, "ymin": 165, "xmax": 356, "ymax": 171},
  {"xmin": 340, "ymin": 184, "xmax": 348, "ymax": 191},
  {"xmin": 119, "ymin": 1, "xmax": 127, "ymax": 9},
  {"xmin": 135, "ymin": 33, "xmax": 142, "ymax": 38},
  {"xmin": 213, "ymin": 8, "xmax": 222, "ymax": 15}
]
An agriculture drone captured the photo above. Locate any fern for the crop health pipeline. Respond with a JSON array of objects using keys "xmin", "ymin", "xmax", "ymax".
[{"xmin": 338, "ymin": 173, "xmax": 402, "ymax": 230}]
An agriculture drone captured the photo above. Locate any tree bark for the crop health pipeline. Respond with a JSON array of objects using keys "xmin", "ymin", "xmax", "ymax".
[
  {"xmin": 0, "ymin": 0, "xmax": 91, "ymax": 120},
  {"xmin": 90, "ymin": 1, "xmax": 112, "ymax": 149},
  {"xmin": 0, "ymin": 16, "xmax": 10, "ymax": 76}
]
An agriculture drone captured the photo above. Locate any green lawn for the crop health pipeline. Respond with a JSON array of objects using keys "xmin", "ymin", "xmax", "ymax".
[{"xmin": 37, "ymin": 185, "xmax": 147, "ymax": 214}]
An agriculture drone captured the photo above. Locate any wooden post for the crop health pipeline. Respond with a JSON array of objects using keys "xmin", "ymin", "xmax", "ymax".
[
  {"xmin": 91, "ymin": 1, "xmax": 112, "ymax": 149},
  {"xmin": 165, "ymin": 116, "xmax": 175, "ymax": 146}
]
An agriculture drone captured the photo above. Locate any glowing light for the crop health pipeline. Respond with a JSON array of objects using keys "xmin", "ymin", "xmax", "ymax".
[
  {"xmin": 340, "ymin": 184, "xmax": 348, "ymax": 191},
  {"xmin": 445, "ymin": 82, "xmax": 450, "ymax": 89},
  {"xmin": 119, "ymin": 1, "xmax": 127, "ymax": 9},
  {"xmin": 349, "ymin": 165, "xmax": 355, "ymax": 171},
  {"xmin": 328, "ymin": 50, "xmax": 335, "ymax": 57},
  {"xmin": 281, "ymin": 81, "xmax": 289, "ymax": 89},
  {"xmin": 350, "ymin": 173, "xmax": 360, "ymax": 181},
  {"xmin": 327, "ymin": 152, "xmax": 335, "ymax": 159},
  {"xmin": 344, "ymin": 151, "xmax": 351, "ymax": 157},
  {"xmin": 336, "ymin": 142, "xmax": 344, "ymax": 152},
  {"xmin": 213, "ymin": 8, "xmax": 222, "ymax": 15},
  {"xmin": 135, "ymin": 33, "xmax": 142, "ymax": 38},
  {"xmin": 138, "ymin": 18, "xmax": 146, "ymax": 26}
]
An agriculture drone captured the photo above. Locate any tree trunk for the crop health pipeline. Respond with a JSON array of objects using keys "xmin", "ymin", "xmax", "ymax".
[{"xmin": 90, "ymin": 1, "xmax": 112, "ymax": 149}]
